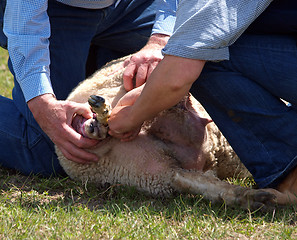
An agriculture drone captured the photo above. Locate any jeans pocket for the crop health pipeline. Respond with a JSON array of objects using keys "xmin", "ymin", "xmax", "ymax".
[
  {"xmin": 25, "ymin": 126, "xmax": 44, "ymax": 150},
  {"xmin": 0, "ymin": 0, "xmax": 7, "ymax": 49}
]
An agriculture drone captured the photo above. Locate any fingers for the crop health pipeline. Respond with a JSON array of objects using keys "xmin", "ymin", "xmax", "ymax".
[
  {"xmin": 56, "ymin": 105, "xmax": 99, "ymax": 163},
  {"xmin": 68, "ymin": 124, "xmax": 98, "ymax": 148},
  {"xmin": 147, "ymin": 61, "xmax": 159, "ymax": 79},
  {"xmin": 123, "ymin": 52, "xmax": 162, "ymax": 92},
  {"xmin": 58, "ymin": 141, "xmax": 99, "ymax": 164},
  {"xmin": 108, "ymin": 129, "xmax": 125, "ymax": 139},
  {"xmin": 108, "ymin": 125, "xmax": 141, "ymax": 142},
  {"xmin": 123, "ymin": 61, "xmax": 150, "ymax": 91},
  {"xmin": 108, "ymin": 130, "xmax": 136, "ymax": 142},
  {"xmin": 71, "ymin": 102, "xmax": 94, "ymax": 120},
  {"xmin": 123, "ymin": 57, "xmax": 131, "ymax": 68},
  {"xmin": 134, "ymin": 62, "xmax": 149, "ymax": 88},
  {"xmin": 31, "ymin": 98, "xmax": 100, "ymax": 164},
  {"xmin": 120, "ymin": 131, "xmax": 139, "ymax": 142},
  {"xmin": 123, "ymin": 63, "xmax": 136, "ymax": 91},
  {"xmin": 57, "ymin": 125, "xmax": 99, "ymax": 163},
  {"xmin": 116, "ymin": 85, "xmax": 143, "ymax": 107}
]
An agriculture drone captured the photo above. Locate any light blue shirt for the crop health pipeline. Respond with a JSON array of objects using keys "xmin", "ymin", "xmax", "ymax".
[
  {"xmin": 5, "ymin": 0, "xmax": 271, "ymax": 102},
  {"xmin": 3, "ymin": 0, "xmax": 177, "ymax": 102},
  {"xmin": 152, "ymin": 0, "xmax": 178, "ymax": 36},
  {"xmin": 163, "ymin": 0, "xmax": 273, "ymax": 61}
]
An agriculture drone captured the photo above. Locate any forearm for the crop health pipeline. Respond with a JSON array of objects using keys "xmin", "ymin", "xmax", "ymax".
[
  {"xmin": 129, "ymin": 55, "xmax": 205, "ymax": 125},
  {"xmin": 4, "ymin": 0, "xmax": 53, "ymax": 102}
]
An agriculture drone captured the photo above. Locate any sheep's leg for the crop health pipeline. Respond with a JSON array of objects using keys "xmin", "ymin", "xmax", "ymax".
[{"xmin": 171, "ymin": 169, "xmax": 276, "ymax": 210}]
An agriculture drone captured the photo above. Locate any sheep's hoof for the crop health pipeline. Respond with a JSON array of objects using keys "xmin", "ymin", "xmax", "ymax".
[
  {"xmin": 88, "ymin": 95, "xmax": 111, "ymax": 126},
  {"xmin": 88, "ymin": 95, "xmax": 105, "ymax": 108},
  {"xmin": 236, "ymin": 188, "xmax": 277, "ymax": 211}
]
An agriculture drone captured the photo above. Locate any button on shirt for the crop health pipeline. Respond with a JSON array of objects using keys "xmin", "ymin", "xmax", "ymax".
[{"xmin": 3, "ymin": 0, "xmax": 178, "ymax": 102}]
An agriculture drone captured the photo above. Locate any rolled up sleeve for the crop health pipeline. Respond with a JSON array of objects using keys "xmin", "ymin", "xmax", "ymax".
[
  {"xmin": 163, "ymin": 0, "xmax": 273, "ymax": 61},
  {"xmin": 4, "ymin": 0, "xmax": 54, "ymax": 102},
  {"xmin": 152, "ymin": 0, "xmax": 178, "ymax": 36}
]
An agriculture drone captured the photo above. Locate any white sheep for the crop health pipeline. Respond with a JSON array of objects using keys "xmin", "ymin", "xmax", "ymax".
[{"xmin": 55, "ymin": 56, "xmax": 276, "ymax": 209}]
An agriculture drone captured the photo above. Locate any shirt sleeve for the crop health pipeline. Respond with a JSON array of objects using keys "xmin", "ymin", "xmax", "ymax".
[
  {"xmin": 151, "ymin": 0, "xmax": 178, "ymax": 36},
  {"xmin": 3, "ymin": 0, "xmax": 54, "ymax": 102},
  {"xmin": 162, "ymin": 0, "xmax": 273, "ymax": 61}
]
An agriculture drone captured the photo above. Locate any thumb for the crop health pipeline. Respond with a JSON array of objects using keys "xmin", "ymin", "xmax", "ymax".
[{"xmin": 73, "ymin": 102, "xmax": 94, "ymax": 119}]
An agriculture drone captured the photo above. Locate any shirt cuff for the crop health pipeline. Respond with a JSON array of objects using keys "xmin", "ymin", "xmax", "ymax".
[
  {"xmin": 20, "ymin": 72, "xmax": 55, "ymax": 102},
  {"xmin": 162, "ymin": 43, "xmax": 230, "ymax": 61},
  {"xmin": 152, "ymin": 14, "xmax": 176, "ymax": 36}
]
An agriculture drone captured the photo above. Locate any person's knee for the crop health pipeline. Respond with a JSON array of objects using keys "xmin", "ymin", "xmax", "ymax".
[{"xmin": 190, "ymin": 63, "xmax": 238, "ymax": 103}]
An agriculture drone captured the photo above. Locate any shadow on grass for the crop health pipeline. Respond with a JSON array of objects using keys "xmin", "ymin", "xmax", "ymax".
[{"xmin": 0, "ymin": 166, "xmax": 296, "ymax": 224}]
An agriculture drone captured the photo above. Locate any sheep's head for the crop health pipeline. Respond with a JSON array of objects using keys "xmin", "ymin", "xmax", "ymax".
[{"xmin": 72, "ymin": 95, "xmax": 111, "ymax": 140}]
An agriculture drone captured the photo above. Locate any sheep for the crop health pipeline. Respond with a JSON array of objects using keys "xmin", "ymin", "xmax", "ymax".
[{"xmin": 55, "ymin": 56, "xmax": 276, "ymax": 209}]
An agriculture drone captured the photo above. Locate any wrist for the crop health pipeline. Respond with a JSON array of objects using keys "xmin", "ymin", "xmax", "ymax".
[
  {"xmin": 28, "ymin": 93, "xmax": 56, "ymax": 115},
  {"xmin": 145, "ymin": 34, "xmax": 170, "ymax": 49},
  {"xmin": 127, "ymin": 105, "xmax": 145, "ymax": 128}
]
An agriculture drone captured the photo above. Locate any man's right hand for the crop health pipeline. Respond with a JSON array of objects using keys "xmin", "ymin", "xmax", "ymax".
[
  {"xmin": 123, "ymin": 33, "xmax": 170, "ymax": 91},
  {"xmin": 28, "ymin": 94, "xmax": 100, "ymax": 164}
]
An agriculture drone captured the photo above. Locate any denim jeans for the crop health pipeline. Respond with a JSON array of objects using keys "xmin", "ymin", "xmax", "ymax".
[
  {"xmin": 0, "ymin": 0, "xmax": 6, "ymax": 49},
  {"xmin": 0, "ymin": 0, "xmax": 156, "ymax": 176},
  {"xmin": 191, "ymin": 33, "xmax": 297, "ymax": 188}
]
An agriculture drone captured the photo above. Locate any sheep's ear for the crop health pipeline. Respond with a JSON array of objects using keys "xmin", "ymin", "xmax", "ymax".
[{"xmin": 185, "ymin": 94, "xmax": 213, "ymax": 126}]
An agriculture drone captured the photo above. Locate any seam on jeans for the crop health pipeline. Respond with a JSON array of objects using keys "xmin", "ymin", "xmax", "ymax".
[{"xmin": 260, "ymin": 155, "xmax": 297, "ymax": 188}]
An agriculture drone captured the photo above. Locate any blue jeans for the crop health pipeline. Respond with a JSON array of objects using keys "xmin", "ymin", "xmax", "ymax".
[
  {"xmin": 0, "ymin": 0, "xmax": 156, "ymax": 176},
  {"xmin": 191, "ymin": 33, "xmax": 297, "ymax": 188},
  {"xmin": 0, "ymin": 0, "xmax": 6, "ymax": 49}
]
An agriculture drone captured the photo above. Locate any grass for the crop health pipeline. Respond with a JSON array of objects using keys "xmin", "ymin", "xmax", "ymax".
[
  {"xmin": 0, "ymin": 49, "xmax": 13, "ymax": 98},
  {"xmin": 0, "ymin": 47, "xmax": 297, "ymax": 239}
]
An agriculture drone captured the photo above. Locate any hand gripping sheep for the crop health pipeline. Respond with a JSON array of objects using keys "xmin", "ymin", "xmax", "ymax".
[{"xmin": 56, "ymin": 56, "xmax": 278, "ymax": 210}]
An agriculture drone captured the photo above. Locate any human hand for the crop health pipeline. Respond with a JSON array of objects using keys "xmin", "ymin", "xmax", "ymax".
[
  {"xmin": 28, "ymin": 94, "xmax": 99, "ymax": 164},
  {"xmin": 108, "ymin": 86, "xmax": 144, "ymax": 141},
  {"xmin": 110, "ymin": 56, "xmax": 206, "ymax": 142},
  {"xmin": 116, "ymin": 84, "xmax": 144, "ymax": 106},
  {"xmin": 108, "ymin": 105, "xmax": 142, "ymax": 141},
  {"xmin": 123, "ymin": 34, "xmax": 169, "ymax": 91}
]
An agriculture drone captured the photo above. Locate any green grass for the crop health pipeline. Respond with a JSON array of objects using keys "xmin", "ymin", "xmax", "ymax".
[
  {"xmin": 0, "ymin": 48, "xmax": 13, "ymax": 98},
  {"xmin": 0, "ymin": 47, "xmax": 297, "ymax": 239}
]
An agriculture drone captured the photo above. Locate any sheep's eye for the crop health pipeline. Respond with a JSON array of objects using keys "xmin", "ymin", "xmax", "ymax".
[{"xmin": 89, "ymin": 122, "xmax": 94, "ymax": 133}]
